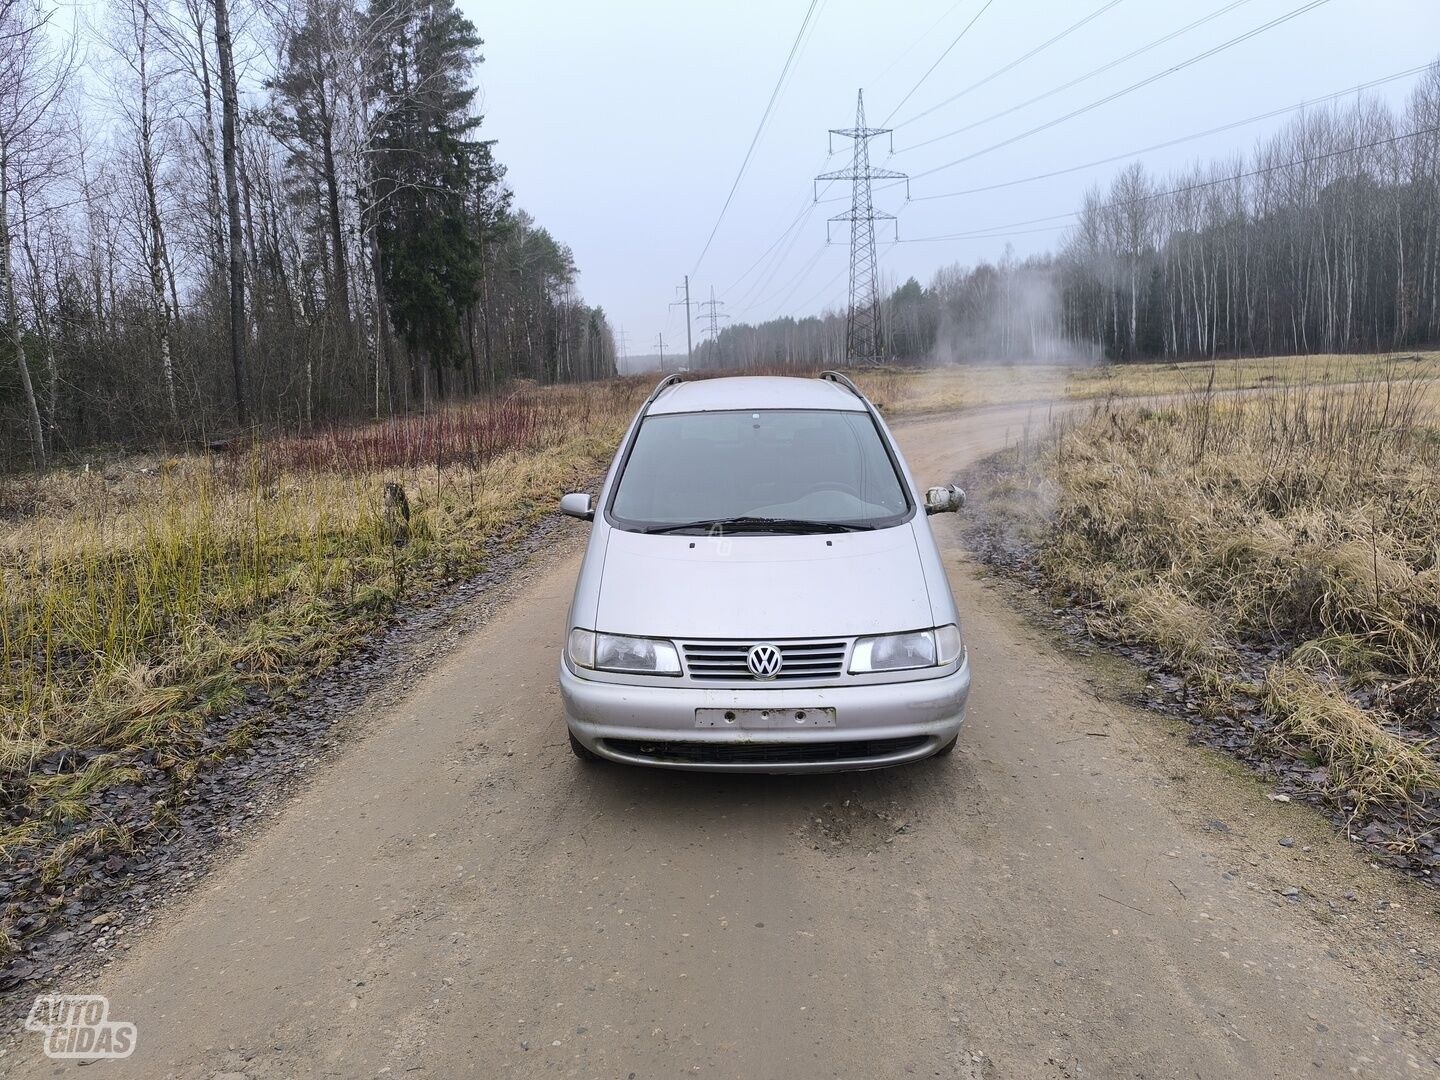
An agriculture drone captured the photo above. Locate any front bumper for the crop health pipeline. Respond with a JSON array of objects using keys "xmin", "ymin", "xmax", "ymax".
[{"xmin": 560, "ymin": 659, "xmax": 970, "ymax": 773}]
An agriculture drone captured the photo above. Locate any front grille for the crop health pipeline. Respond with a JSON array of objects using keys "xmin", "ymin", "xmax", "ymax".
[
  {"xmin": 682, "ymin": 639, "xmax": 848, "ymax": 682},
  {"xmin": 604, "ymin": 736, "xmax": 929, "ymax": 766}
]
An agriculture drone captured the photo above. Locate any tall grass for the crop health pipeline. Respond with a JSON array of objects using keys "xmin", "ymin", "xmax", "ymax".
[
  {"xmin": 0, "ymin": 379, "xmax": 647, "ymax": 904},
  {"xmin": 972, "ymin": 372, "xmax": 1440, "ymax": 828}
]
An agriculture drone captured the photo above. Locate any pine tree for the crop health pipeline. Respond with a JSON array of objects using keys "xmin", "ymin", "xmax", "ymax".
[
  {"xmin": 367, "ymin": 0, "xmax": 489, "ymax": 403},
  {"xmin": 269, "ymin": 0, "xmax": 352, "ymax": 327}
]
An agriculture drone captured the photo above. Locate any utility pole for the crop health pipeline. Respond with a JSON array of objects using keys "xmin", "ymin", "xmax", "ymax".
[
  {"xmin": 815, "ymin": 89, "xmax": 908, "ymax": 365},
  {"xmin": 695, "ymin": 286, "xmax": 729, "ymax": 348},
  {"xmin": 670, "ymin": 276, "xmax": 693, "ymax": 364},
  {"xmin": 654, "ymin": 333, "xmax": 667, "ymax": 370}
]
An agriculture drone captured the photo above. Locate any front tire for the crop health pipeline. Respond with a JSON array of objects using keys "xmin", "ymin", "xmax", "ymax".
[
  {"xmin": 569, "ymin": 731, "xmax": 602, "ymax": 763},
  {"xmin": 933, "ymin": 733, "xmax": 959, "ymax": 758}
]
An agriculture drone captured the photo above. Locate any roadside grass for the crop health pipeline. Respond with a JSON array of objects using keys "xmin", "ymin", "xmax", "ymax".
[
  {"xmin": 965, "ymin": 373, "xmax": 1440, "ymax": 852},
  {"xmin": 4, "ymin": 351, "xmax": 1437, "ymax": 946},
  {"xmin": 0, "ymin": 379, "xmax": 649, "ymax": 930}
]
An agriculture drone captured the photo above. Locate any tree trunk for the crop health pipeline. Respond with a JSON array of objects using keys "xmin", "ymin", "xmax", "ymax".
[
  {"xmin": 213, "ymin": 0, "xmax": 250, "ymax": 425},
  {"xmin": 0, "ymin": 149, "xmax": 45, "ymax": 469}
]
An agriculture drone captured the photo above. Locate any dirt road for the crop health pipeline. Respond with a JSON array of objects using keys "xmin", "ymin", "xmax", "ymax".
[{"xmin": 8, "ymin": 403, "xmax": 1439, "ymax": 1079}]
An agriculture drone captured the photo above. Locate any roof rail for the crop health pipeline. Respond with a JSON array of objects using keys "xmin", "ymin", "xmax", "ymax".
[
  {"xmin": 641, "ymin": 373, "xmax": 685, "ymax": 414},
  {"xmin": 819, "ymin": 369, "xmax": 872, "ymax": 406},
  {"xmin": 819, "ymin": 369, "xmax": 889, "ymax": 419}
]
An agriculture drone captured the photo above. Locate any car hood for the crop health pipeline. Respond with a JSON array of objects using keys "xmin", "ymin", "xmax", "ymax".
[{"xmin": 594, "ymin": 524, "xmax": 935, "ymax": 639}]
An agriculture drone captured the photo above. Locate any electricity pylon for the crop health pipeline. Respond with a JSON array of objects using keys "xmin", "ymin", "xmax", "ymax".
[
  {"xmin": 669, "ymin": 276, "xmax": 693, "ymax": 362},
  {"xmin": 696, "ymin": 287, "xmax": 729, "ymax": 342},
  {"xmin": 815, "ymin": 90, "xmax": 909, "ymax": 365}
]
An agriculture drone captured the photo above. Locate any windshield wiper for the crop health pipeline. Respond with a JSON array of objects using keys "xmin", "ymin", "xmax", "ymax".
[{"xmin": 641, "ymin": 516, "xmax": 872, "ymax": 535}]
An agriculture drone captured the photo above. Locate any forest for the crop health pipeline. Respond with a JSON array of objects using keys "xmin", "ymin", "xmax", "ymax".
[
  {"xmin": 0, "ymin": 0, "xmax": 616, "ymax": 467},
  {"xmin": 693, "ymin": 62, "xmax": 1440, "ymax": 371}
]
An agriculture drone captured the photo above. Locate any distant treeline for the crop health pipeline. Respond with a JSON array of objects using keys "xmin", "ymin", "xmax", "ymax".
[
  {"xmin": 696, "ymin": 62, "xmax": 1440, "ymax": 370},
  {"xmin": 0, "ymin": 0, "xmax": 615, "ymax": 467}
]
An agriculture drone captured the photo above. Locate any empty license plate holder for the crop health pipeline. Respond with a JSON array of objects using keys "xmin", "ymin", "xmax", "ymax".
[{"xmin": 695, "ymin": 707, "xmax": 837, "ymax": 730}]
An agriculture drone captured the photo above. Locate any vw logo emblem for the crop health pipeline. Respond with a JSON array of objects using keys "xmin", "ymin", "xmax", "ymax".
[{"xmin": 746, "ymin": 643, "xmax": 783, "ymax": 680}]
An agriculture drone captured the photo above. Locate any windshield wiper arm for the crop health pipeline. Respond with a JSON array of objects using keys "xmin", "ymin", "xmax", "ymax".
[{"xmin": 642, "ymin": 516, "xmax": 871, "ymax": 535}]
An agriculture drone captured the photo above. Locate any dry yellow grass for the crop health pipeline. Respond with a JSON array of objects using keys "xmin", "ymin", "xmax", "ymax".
[
  {"xmin": 968, "ymin": 372, "xmax": 1440, "ymax": 825},
  {"xmin": 854, "ymin": 350, "xmax": 1440, "ymax": 415},
  {"xmin": 0, "ymin": 380, "xmax": 648, "ymax": 886},
  {"xmin": 1063, "ymin": 349, "xmax": 1440, "ymax": 399},
  {"xmin": 4, "ymin": 352, "xmax": 1436, "ymax": 899}
]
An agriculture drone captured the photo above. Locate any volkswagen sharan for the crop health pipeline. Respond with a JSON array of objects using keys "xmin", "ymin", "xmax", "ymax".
[{"xmin": 557, "ymin": 371, "xmax": 970, "ymax": 772}]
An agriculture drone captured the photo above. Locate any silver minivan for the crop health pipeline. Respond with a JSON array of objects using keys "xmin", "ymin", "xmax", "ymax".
[{"xmin": 557, "ymin": 371, "xmax": 970, "ymax": 772}]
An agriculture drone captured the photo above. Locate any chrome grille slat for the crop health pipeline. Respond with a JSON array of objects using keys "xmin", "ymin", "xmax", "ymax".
[{"xmin": 681, "ymin": 639, "xmax": 849, "ymax": 682}]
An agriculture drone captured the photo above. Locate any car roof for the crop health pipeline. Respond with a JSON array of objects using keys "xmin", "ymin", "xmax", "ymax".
[{"xmin": 647, "ymin": 375, "xmax": 867, "ymax": 415}]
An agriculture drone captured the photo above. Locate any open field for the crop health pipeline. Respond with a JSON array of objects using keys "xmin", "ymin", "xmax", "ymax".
[
  {"xmin": 2, "ymin": 351, "xmax": 1437, "ymax": 956},
  {"xmin": 963, "ymin": 373, "xmax": 1440, "ymax": 871},
  {"xmin": 855, "ymin": 349, "xmax": 1440, "ymax": 415}
]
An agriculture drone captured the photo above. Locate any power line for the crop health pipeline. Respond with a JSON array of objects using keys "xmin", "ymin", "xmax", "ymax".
[
  {"xmin": 868, "ymin": 0, "xmax": 969, "ymax": 90},
  {"xmin": 691, "ymin": 0, "xmax": 824, "ymax": 276},
  {"xmin": 893, "ymin": 0, "xmax": 1127, "ymax": 131},
  {"xmin": 895, "ymin": 124, "xmax": 1440, "ymax": 244},
  {"xmin": 897, "ymin": 0, "xmax": 1263, "ymax": 155},
  {"xmin": 742, "ymin": 244, "xmax": 829, "ymax": 320},
  {"xmin": 734, "ymin": 192, "xmax": 837, "ymax": 313},
  {"xmin": 734, "ymin": 216, "xmax": 817, "ymax": 314},
  {"xmin": 718, "ymin": 148, "xmax": 840, "ymax": 303},
  {"xmin": 724, "ymin": 195, "xmax": 812, "ymax": 296},
  {"xmin": 696, "ymin": 287, "xmax": 731, "ymax": 343},
  {"xmin": 880, "ymin": 0, "xmax": 998, "ymax": 127},
  {"xmin": 909, "ymin": 63, "xmax": 1434, "ymax": 203},
  {"xmin": 727, "ymin": 163, "xmax": 860, "ymax": 317},
  {"xmin": 764, "ymin": 247, "xmax": 840, "ymax": 320},
  {"xmin": 787, "ymin": 262, "xmax": 851, "ymax": 319},
  {"xmin": 896, "ymin": 223, "xmax": 1073, "ymax": 243},
  {"xmin": 669, "ymin": 276, "xmax": 694, "ymax": 363},
  {"xmin": 817, "ymin": 90, "xmax": 910, "ymax": 363},
  {"xmin": 909, "ymin": 0, "xmax": 1339, "ymax": 179},
  {"xmin": 729, "ymin": 195, "xmax": 824, "ymax": 311}
]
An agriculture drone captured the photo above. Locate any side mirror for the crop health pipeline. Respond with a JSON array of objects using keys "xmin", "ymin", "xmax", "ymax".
[
  {"xmin": 560, "ymin": 493, "xmax": 595, "ymax": 520},
  {"xmin": 924, "ymin": 485, "xmax": 966, "ymax": 515}
]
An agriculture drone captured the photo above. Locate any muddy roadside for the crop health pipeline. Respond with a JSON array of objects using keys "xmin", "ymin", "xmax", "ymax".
[{"xmin": 0, "ymin": 509, "xmax": 589, "ymax": 1009}]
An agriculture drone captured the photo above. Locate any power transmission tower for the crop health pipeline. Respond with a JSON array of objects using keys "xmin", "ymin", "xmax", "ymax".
[
  {"xmin": 654, "ymin": 333, "xmax": 667, "ymax": 370},
  {"xmin": 695, "ymin": 286, "xmax": 729, "ymax": 344},
  {"xmin": 616, "ymin": 327, "xmax": 630, "ymax": 364},
  {"xmin": 815, "ymin": 90, "xmax": 909, "ymax": 365},
  {"xmin": 670, "ymin": 276, "xmax": 693, "ymax": 363}
]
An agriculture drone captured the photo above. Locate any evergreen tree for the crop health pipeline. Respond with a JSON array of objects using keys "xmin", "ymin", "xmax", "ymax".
[
  {"xmin": 269, "ymin": 0, "xmax": 352, "ymax": 327},
  {"xmin": 367, "ymin": 0, "xmax": 489, "ymax": 402}
]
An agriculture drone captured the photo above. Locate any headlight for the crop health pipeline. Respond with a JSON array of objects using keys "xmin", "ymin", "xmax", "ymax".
[
  {"xmin": 568, "ymin": 628, "xmax": 681, "ymax": 675},
  {"xmin": 849, "ymin": 625, "xmax": 965, "ymax": 673}
]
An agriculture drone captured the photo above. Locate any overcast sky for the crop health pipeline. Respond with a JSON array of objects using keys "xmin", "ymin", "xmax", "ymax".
[{"xmin": 461, "ymin": 0, "xmax": 1440, "ymax": 360}]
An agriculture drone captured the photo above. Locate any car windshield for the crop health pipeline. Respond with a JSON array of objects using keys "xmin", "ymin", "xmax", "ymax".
[{"xmin": 609, "ymin": 408, "xmax": 911, "ymax": 533}]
